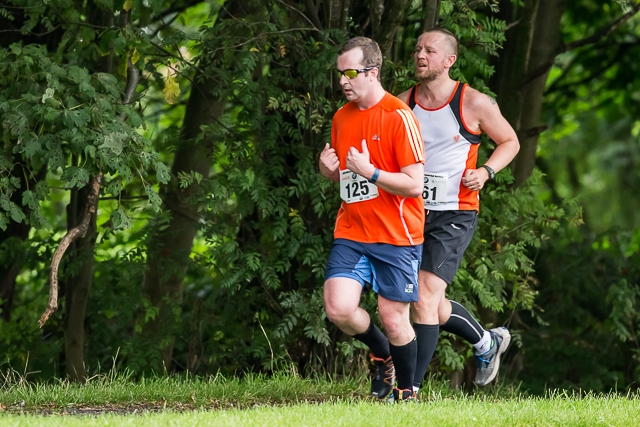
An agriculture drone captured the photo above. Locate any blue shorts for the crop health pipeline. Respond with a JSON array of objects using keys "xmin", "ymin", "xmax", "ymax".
[{"xmin": 324, "ymin": 238, "xmax": 422, "ymax": 303}]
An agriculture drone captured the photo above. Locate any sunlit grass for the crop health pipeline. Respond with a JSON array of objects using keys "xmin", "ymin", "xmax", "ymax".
[
  {"xmin": 0, "ymin": 370, "xmax": 638, "ymax": 426},
  {"xmin": 1, "ymin": 395, "xmax": 639, "ymax": 426}
]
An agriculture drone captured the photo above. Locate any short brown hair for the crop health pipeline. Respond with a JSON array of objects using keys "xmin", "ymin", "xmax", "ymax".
[
  {"xmin": 421, "ymin": 28, "xmax": 458, "ymax": 56},
  {"xmin": 338, "ymin": 37, "xmax": 383, "ymax": 80}
]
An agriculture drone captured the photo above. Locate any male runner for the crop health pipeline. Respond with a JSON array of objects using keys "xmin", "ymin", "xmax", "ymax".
[
  {"xmin": 320, "ymin": 36, "xmax": 425, "ymax": 402},
  {"xmin": 397, "ymin": 28, "xmax": 520, "ymax": 392}
]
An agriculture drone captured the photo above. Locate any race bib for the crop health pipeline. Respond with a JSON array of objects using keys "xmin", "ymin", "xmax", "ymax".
[
  {"xmin": 423, "ymin": 172, "xmax": 447, "ymax": 206},
  {"xmin": 340, "ymin": 169, "xmax": 379, "ymax": 204}
]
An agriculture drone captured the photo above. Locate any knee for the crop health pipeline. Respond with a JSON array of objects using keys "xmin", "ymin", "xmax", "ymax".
[
  {"xmin": 324, "ymin": 302, "xmax": 352, "ymax": 326},
  {"xmin": 418, "ymin": 273, "xmax": 447, "ymax": 301},
  {"xmin": 380, "ymin": 314, "xmax": 408, "ymax": 339},
  {"xmin": 414, "ymin": 289, "xmax": 440, "ymax": 313}
]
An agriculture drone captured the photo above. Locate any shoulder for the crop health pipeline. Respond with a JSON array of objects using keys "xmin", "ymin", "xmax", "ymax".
[
  {"xmin": 462, "ymin": 85, "xmax": 500, "ymax": 112},
  {"xmin": 382, "ymin": 92, "xmax": 413, "ymax": 113},
  {"xmin": 396, "ymin": 89, "xmax": 412, "ymax": 106},
  {"xmin": 334, "ymin": 101, "xmax": 356, "ymax": 120}
]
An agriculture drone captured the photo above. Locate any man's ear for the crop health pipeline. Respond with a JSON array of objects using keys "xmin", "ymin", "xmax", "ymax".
[
  {"xmin": 446, "ymin": 55, "xmax": 457, "ymax": 68},
  {"xmin": 371, "ymin": 67, "xmax": 380, "ymax": 81}
]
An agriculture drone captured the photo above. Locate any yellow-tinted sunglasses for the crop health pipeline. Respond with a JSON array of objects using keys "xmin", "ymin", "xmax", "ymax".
[{"xmin": 336, "ymin": 66, "xmax": 379, "ymax": 80}]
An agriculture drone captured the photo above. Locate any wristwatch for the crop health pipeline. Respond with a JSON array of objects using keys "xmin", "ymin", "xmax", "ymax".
[{"xmin": 481, "ymin": 164, "xmax": 495, "ymax": 180}]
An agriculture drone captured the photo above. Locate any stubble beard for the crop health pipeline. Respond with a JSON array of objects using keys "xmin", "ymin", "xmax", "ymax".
[{"xmin": 416, "ymin": 65, "xmax": 445, "ymax": 84}]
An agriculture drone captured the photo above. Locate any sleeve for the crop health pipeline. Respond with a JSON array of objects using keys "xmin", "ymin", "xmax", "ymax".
[{"xmin": 393, "ymin": 108, "xmax": 424, "ymax": 167}]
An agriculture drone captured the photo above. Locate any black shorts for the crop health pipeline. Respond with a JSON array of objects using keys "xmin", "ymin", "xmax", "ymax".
[{"xmin": 420, "ymin": 210, "xmax": 478, "ymax": 284}]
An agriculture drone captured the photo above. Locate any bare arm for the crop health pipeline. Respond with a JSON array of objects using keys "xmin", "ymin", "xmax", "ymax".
[
  {"xmin": 346, "ymin": 140, "xmax": 423, "ymax": 198},
  {"xmin": 375, "ymin": 162, "xmax": 424, "ymax": 198},
  {"xmin": 461, "ymin": 90, "xmax": 520, "ymax": 190}
]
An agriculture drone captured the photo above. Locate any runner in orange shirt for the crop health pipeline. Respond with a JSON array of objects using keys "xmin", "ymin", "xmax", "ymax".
[{"xmin": 319, "ymin": 37, "xmax": 425, "ymax": 402}]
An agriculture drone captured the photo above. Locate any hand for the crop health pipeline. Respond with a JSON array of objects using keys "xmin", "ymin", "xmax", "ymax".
[
  {"xmin": 319, "ymin": 143, "xmax": 339, "ymax": 178},
  {"xmin": 346, "ymin": 139, "xmax": 375, "ymax": 178},
  {"xmin": 462, "ymin": 168, "xmax": 489, "ymax": 192}
]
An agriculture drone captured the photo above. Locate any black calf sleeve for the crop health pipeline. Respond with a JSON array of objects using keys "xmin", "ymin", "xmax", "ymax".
[
  {"xmin": 353, "ymin": 318, "xmax": 391, "ymax": 359},
  {"xmin": 440, "ymin": 300, "xmax": 485, "ymax": 344},
  {"xmin": 412, "ymin": 324, "xmax": 439, "ymax": 388},
  {"xmin": 390, "ymin": 337, "xmax": 417, "ymax": 390}
]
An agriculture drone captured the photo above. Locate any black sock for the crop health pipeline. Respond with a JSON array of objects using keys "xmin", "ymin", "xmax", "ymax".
[
  {"xmin": 389, "ymin": 337, "xmax": 417, "ymax": 390},
  {"xmin": 352, "ymin": 319, "xmax": 391, "ymax": 359},
  {"xmin": 440, "ymin": 300, "xmax": 485, "ymax": 344},
  {"xmin": 412, "ymin": 324, "xmax": 439, "ymax": 389}
]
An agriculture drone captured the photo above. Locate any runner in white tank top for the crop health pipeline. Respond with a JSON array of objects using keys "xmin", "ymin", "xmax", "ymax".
[{"xmin": 397, "ymin": 28, "xmax": 520, "ymax": 392}]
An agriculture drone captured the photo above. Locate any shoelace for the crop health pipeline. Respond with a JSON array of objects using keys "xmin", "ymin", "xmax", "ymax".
[{"xmin": 475, "ymin": 354, "xmax": 492, "ymax": 368}]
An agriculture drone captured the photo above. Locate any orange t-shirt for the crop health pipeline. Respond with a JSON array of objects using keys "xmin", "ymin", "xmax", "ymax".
[{"xmin": 331, "ymin": 93, "xmax": 425, "ymax": 246}]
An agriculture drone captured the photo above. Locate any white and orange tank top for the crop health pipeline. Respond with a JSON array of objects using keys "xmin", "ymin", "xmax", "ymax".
[{"xmin": 408, "ymin": 82, "xmax": 482, "ymax": 211}]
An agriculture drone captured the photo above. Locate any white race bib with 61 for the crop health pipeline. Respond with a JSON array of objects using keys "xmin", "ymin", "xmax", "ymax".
[
  {"xmin": 423, "ymin": 172, "xmax": 447, "ymax": 206},
  {"xmin": 340, "ymin": 169, "xmax": 379, "ymax": 204}
]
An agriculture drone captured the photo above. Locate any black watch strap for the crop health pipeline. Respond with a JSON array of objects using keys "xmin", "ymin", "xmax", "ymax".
[{"xmin": 481, "ymin": 164, "xmax": 495, "ymax": 180}]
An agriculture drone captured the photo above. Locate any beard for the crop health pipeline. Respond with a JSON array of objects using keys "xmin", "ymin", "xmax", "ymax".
[{"xmin": 415, "ymin": 63, "xmax": 445, "ymax": 83}]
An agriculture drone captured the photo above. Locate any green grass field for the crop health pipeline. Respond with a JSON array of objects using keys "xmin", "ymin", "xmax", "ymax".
[{"xmin": 0, "ymin": 373, "xmax": 637, "ymax": 426}]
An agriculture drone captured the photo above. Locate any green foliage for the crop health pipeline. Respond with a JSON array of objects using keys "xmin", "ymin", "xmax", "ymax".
[
  {"xmin": 433, "ymin": 167, "xmax": 582, "ymax": 375},
  {"xmin": 519, "ymin": 228, "xmax": 640, "ymax": 393},
  {"xmin": 524, "ymin": 0, "xmax": 640, "ymax": 392},
  {"xmin": 0, "ymin": 0, "xmax": 635, "ymax": 395},
  {"xmin": 0, "ymin": 43, "xmax": 166, "ymax": 230},
  {"xmin": 170, "ymin": 7, "xmax": 350, "ymax": 375}
]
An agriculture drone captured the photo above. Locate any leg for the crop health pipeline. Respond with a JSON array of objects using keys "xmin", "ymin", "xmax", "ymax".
[
  {"xmin": 413, "ymin": 270, "xmax": 447, "ymax": 325},
  {"xmin": 411, "ymin": 270, "xmax": 447, "ymax": 389},
  {"xmin": 412, "ymin": 210, "xmax": 479, "ymax": 389},
  {"xmin": 440, "ymin": 299, "xmax": 490, "ymax": 351},
  {"xmin": 378, "ymin": 296, "xmax": 416, "ymax": 393},
  {"xmin": 325, "ymin": 277, "xmax": 397, "ymax": 397},
  {"xmin": 323, "ymin": 241, "xmax": 394, "ymax": 399},
  {"xmin": 378, "ymin": 296, "xmax": 414, "ymax": 346},
  {"xmin": 323, "ymin": 277, "xmax": 369, "ymax": 335}
]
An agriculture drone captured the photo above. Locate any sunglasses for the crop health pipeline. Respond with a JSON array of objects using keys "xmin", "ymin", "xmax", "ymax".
[{"xmin": 336, "ymin": 66, "xmax": 379, "ymax": 80}]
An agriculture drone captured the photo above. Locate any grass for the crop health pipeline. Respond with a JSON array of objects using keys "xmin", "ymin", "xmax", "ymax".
[{"xmin": 0, "ymin": 370, "xmax": 638, "ymax": 426}]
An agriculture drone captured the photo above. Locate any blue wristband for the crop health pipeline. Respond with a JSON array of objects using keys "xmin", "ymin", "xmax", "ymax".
[{"xmin": 368, "ymin": 168, "xmax": 380, "ymax": 184}]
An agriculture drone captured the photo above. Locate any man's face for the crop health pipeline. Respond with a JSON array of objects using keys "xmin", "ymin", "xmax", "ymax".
[
  {"xmin": 336, "ymin": 48, "xmax": 375, "ymax": 102},
  {"xmin": 414, "ymin": 32, "xmax": 455, "ymax": 83}
]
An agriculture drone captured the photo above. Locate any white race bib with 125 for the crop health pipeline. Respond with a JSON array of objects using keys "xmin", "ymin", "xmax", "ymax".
[
  {"xmin": 340, "ymin": 169, "xmax": 379, "ymax": 204},
  {"xmin": 423, "ymin": 172, "xmax": 447, "ymax": 206}
]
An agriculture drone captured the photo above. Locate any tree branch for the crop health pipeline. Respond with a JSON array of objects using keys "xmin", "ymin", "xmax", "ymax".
[
  {"xmin": 521, "ymin": 4, "xmax": 640, "ymax": 87},
  {"xmin": 39, "ymin": 13, "xmax": 141, "ymax": 328},
  {"xmin": 565, "ymin": 3, "xmax": 640, "ymax": 51},
  {"xmin": 38, "ymin": 173, "xmax": 102, "ymax": 328}
]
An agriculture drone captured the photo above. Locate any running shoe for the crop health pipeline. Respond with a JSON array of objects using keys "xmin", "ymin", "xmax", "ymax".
[
  {"xmin": 369, "ymin": 353, "xmax": 395, "ymax": 400},
  {"xmin": 474, "ymin": 327, "xmax": 511, "ymax": 386}
]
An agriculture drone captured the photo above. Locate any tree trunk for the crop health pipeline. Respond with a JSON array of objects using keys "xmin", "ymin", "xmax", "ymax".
[
  {"xmin": 62, "ymin": 183, "xmax": 97, "ymax": 381},
  {"xmin": 422, "ymin": 0, "xmax": 441, "ymax": 32},
  {"xmin": 375, "ymin": 0, "xmax": 413, "ymax": 59},
  {"xmin": 493, "ymin": 0, "xmax": 567, "ymax": 187},
  {"xmin": 324, "ymin": 0, "xmax": 350, "ymax": 31},
  {"xmin": 60, "ymin": 3, "xmax": 115, "ymax": 382},
  {"xmin": 139, "ymin": 76, "xmax": 224, "ymax": 369}
]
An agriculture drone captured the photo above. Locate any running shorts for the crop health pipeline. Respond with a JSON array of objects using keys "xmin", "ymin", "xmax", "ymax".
[
  {"xmin": 420, "ymin": 210, "xmax": 477, "ymax": 284},
  {"xmin": 325, "ymin": 238, "xmax": 422, "ymax": 303}
]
